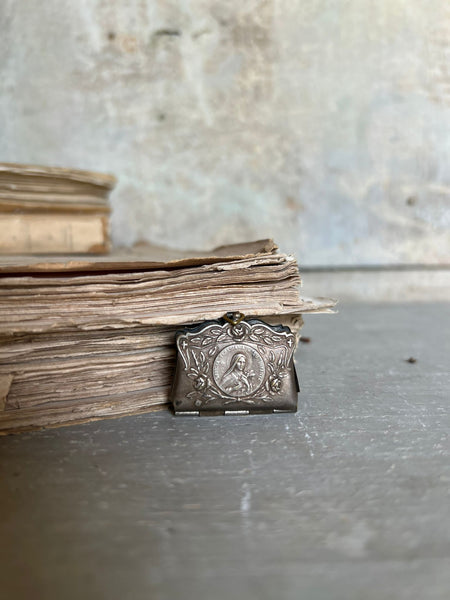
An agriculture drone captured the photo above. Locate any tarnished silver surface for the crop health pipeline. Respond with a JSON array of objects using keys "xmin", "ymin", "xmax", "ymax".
[{"xmin": 171, "ymin": 316, "xmax": 298, "ymax": 415}]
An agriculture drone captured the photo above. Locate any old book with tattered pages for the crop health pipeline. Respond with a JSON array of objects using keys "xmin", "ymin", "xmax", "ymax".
[
  {"xmin": 0, "ymin": 163, "xmax": 115, "ymax": 254},
  {"xmin": 0, "ymin": 239, "xmax": 335, "ymax": 434}
]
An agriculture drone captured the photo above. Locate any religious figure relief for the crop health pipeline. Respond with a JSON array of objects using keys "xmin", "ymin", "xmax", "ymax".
[
  {"xmin": 213, "ymin": 343, "xmax": 265, "ymax": 398},
  {"xmin": 220, "ymin": 352, "xmax": 255, "ymax": 395}
]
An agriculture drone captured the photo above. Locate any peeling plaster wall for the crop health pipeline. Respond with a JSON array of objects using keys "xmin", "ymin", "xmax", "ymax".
[{"xmin": 1, "ymin": 0, "xmax": 449, "ymax": 266}]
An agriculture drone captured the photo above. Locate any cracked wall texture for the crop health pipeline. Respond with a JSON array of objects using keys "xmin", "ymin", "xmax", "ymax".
[{"xmin": 1, "ymin": 0, "xmax": 449, "ymax": 266}]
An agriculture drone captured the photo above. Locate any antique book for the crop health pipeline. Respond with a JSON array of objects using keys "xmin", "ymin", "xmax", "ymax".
[
  {"xmin": 0, "ymin": 163, "xmax": 115, "ymax": 254},
  {"xmin": 0, "ymin": 240, "xmax": 335, "ymax": 434}
]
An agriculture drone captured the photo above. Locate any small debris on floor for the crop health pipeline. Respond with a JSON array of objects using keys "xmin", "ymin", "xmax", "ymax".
[
  {"xmin": 405, "ymin": 357, "xmax": 417, "ymax": 363},
  {"xmin": 300, "ymin": 336, "xmax": 311, "ymax": 343}
]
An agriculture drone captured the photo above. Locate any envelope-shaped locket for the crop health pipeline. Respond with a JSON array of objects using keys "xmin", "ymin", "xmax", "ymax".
[{"xmin": 171, "ymin": 313, "xmax": 298, "ymax": 415}]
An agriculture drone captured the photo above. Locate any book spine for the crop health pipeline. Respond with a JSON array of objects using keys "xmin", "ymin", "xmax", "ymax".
[{"xmin": 0, "ymin": 212, "xmax": 110, "ymax": 254}]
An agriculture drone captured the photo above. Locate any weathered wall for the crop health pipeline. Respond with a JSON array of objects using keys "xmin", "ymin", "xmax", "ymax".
[{"xmin": 1, "ymin": 0, "xmax": 449, "ymax": 266}]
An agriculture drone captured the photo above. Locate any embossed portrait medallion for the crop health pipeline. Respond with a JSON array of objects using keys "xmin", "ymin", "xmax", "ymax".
[
  {"xmin": 213, "ymin": 343, "xmax": 266, "ymax": 397},
  {"xmin": 171, "ymin": 316, "xmax": 298, "ymax": 415}
]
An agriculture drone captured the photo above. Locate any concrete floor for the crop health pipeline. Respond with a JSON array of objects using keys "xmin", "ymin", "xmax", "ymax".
[{"xmin": 1, "ymin": 303, "xmax": 449, "ymax": 600}]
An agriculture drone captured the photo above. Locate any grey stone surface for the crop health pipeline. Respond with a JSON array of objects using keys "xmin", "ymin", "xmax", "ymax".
[
  {"xmin": 1, "ymin": 303, "xmax": 449, "ymax": 599},
  {"xmin": 1, "ymin": 1, "xmax": 449, "ymax": 266},
  {"xmin": 301, "ymin": 267, "xmax": 450, "ymax": 302}
]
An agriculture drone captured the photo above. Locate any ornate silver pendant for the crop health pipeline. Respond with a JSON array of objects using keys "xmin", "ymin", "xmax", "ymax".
[{"xmin": 171, "ymin": 313, "xmax": 298, "ymax": 415}]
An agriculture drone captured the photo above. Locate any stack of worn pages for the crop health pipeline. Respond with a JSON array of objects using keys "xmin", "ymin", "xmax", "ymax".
[
  {"xmin": 0, "ymin": 163, "xmax": 115, "ymax": 254},
  {"xmin": 0, "ymin": 240, "xmax": 335, "ymax": 434}
]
